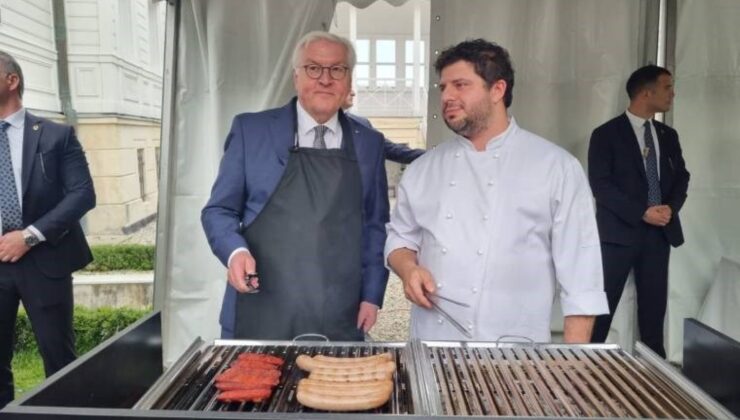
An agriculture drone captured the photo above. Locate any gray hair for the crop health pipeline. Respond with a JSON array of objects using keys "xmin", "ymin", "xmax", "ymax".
[
  {"xmin": 291, "ymin": 31, "xmax": 356, "ymax": 73},
  {"xmin": 0, "ymin": 50, "xmax": 24, "ymax": 99}
]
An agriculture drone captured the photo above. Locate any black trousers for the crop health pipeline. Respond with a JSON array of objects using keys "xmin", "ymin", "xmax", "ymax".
[
  {"xmin": 0, "ymin": 258, "xmax": 76, "ymax": 409},
  {"xmin": 591, "ymin": 225, "xmax": 671, "ymax": 358}
]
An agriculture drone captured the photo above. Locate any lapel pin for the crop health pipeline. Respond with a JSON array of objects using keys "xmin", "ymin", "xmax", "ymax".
[{"xmin": 33, "ymin": 124, "xmax": 40, "ymax": 131}]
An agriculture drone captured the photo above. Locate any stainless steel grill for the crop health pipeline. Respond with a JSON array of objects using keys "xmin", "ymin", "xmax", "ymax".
[
  {"xmin": 136, "ymin": 340, "xmax": 415, "ymax": 414},
  {"xmin": 134, "ymin": 338, "xmax": 733, "ymax": 418},
  {"xmin": 418, "ymin": 342, "xmax": 724, "ymax": 418}
]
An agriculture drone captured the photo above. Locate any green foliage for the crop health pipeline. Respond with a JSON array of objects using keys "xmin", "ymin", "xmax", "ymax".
[
  {"xmin": 84, "ymin": 244, "xmax": 155, "ymax": 272},
  {"xmin": 14, "ymin": 306, "xmax": 149, "ymax": 354},
  {"xmin": 12, "ymin": 350, "xmax": 45, "ymax": 399}
]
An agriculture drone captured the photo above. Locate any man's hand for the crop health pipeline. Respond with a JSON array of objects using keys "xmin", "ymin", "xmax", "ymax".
[
  {"xmin": 643, "ymin": 206, "xmax": 670, "ymax": 226},
  {"xmin": 656, "ymin": 205, "xmax": 673, "ymax": 221},
  {"xmin": 388, "ymin": 248, "xmax": 436, "ymax": 309},
  {"xmin": 228, "ymin": 250, "xmax": 259, "ymax": 293},
  {"xmin": 0, "ymin": 231, "xmax": 30, "ymax": 263},
  {"xmin": 357, "ymin": 301, "xmax": 379, "ymax": 333},
  {"xmin": 563, "ymin": 315, "xmax": 595, "ymax": 343}
]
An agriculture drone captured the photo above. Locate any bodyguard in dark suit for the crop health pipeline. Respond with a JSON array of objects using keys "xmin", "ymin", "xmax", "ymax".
[
  {"xmin": 0, "ymin": 51, "xmax": 95, "ymax": 408},
  {"xmin": 588, "ymin": 65, "xmax": 690, "ymax": 357},
  {"xmin": 202, "ymin": 32, "xmax": 389, "ymax": 341}
]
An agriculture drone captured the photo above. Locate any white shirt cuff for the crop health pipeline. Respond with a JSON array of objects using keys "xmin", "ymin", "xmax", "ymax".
[
  {"xmin": 27, "ymin": 225, "xmax": 46, "ymax": 242},
  {"xmin": 227, "ymin": 247, "xmax": 250, "ymax": 268},
  {"xmin": 560, "ymin": 290, "xmax": 610, "ymax": 316}
]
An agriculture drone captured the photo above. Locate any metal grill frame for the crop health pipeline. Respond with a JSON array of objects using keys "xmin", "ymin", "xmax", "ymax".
[{"xmin": 415, "ymin": 340, "xmax": 734, "ymax": 419}]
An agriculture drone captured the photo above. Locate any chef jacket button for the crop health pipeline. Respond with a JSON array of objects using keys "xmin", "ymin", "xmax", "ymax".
[
  {"xmin": 446, "ymin": 213, "xmax": 453, "ymax": 219},
  {"xmin": 487, "ymin": 180, "xmax": 494, "ymax": 186},
  {"xmin": 493, "ymin": 152, "xmax": 500, "ymax": 159},
  {"xmin": 437, "ymin": 282, "xmax": 443, "ymax": 289},
  {"xmin": 482, "ymin": 214, "xmax": 489, "ymax": 220},
  {"xmin": 455, "ymin": 152, "xmax": 461, "ymax": 158},
  {"xmin": 477, "ymin": 249, "xmax": 484, "ymax": 255},
  {"xmin": 449, "ymin": 180, "xmax": 457, "ymax": 186},
  {"xmin": 441, "ymin": 248, "xmax": 448, "ymax": 254},
  {"xmin": 472, "ymin": 287, "xmax": 478, "ymax": 294},
  {"xmin": 438, "ymin": 318, "xmax": 444, "ymax": 324},
  {"xmin": 467, "ymin": 324, "xmax": 473, "ymax": 330}
]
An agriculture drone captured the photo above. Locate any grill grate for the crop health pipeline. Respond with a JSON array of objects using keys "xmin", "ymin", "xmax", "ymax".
[
  {"xmin": 150, "ymin": 343, "xmax": 413, "ymax": 414},
  {"xmin": 427, "ymin": 345, "xmax": 713, "ymax": 418}
]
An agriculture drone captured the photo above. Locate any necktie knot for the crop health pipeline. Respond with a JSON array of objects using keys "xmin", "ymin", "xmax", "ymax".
[
  {"xmin": 313, "ymin": 125, "xmax": 328, "ymax": 149},
  {"xmin": 0, "ymin": 121, "xmax": 9, "ymax": 132}
]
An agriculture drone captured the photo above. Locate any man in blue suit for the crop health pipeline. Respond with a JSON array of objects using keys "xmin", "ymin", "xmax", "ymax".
[
  {"xmin": 202, "ymin": 32, "xmax": 389, "ymax": 341},
  {"xmin": 343, "ymin": 90, "xmax": 424, "ymax": 165},
  {"xmin": 588, "ymin": 65, "xmax": 690, "ymax": 357},
  {"xmin": 0, "ymin": 51, "xmax": 96, "ymax": 408}
]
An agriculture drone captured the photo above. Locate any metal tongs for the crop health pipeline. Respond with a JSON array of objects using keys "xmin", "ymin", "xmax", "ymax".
[{"xmin": 425, "ymin": 291, "xmax": 473, "ymax": 339}]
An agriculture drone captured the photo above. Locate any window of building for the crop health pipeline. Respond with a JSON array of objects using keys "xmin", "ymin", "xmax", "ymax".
[
  {"xmin": 375, "ymin": 39, "xmax": 396, "ymax": 87},
  {"xmin": 404, "ymin": 40, "xmax": 425, "ymax": 88},
  {"xmin": 355, "ymin": 39, "xmax": 370, "ymax": 87}
]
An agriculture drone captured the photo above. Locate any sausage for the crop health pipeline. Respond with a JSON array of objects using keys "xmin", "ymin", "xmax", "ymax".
[
  {"xmin": 308, "ymin": 369, "xmax": 392, "ymax": 382},
  {"xmin": 298, "ymin": 379, "xmax": 392, "ymax": 396},
  {"xmin": 216, "ymin": 388, "xmax": 272, "ymax": 403},
  {"xmin": 296, "ymin": 384, "xmax": 392, "ymax": 411},
  {"xmin": 303, "ymin": 361, "xmax": 395, "ymax": 376},
  {"xmin": 296, "ymin": 354, "xmax": 396, "ymax": 372},
  {"xmin": 236, "ymin": 353, "xmax": 284, "ymax": 366},
  {"xmin": 313, "ymin": 353, "xmax": 392, "ymax": 364},
  {"xmin": 215, "ymin": 381, "xmax": 274, "ymax": 392}
]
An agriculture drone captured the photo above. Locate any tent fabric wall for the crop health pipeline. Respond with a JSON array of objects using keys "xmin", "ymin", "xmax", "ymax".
[{"xmin": 666, "ymin": 0, "xmax": 740, "ymax": 362}]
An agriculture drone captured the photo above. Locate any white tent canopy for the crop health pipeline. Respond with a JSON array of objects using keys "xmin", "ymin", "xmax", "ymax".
[{"xmin": 154, "ymin": 0, "xmax": 740, "ymax": 365}]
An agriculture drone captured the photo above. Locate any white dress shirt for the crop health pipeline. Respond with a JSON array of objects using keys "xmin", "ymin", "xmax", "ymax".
[
  {"xmin": 626, "ymin": 109, "xmax": 661, "ymax": 177},
  {"xmin": 0, "ymin": 108, "xmax": 44, "ymax": 240},
  {"xmin": 296, "ymin": 100, "xmax": 342, "ymax": 149},
  {"xmin": 385, "ymin": 118, "xmax": 608, "ymax": 342}
]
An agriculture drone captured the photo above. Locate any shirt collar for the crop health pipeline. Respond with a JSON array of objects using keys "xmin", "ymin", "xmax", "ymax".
[
  {"xmin": 454, "ymin": 115, "xmax": 517, "ymax": 151},
  {"xmin": 296, "ymin": 100, "xmax": 339, "ymax": 136},
  {"xmin": 626, "ymin": 109, "xmax": 651, "ymax": 130},
  {"xmin": 2, "ymin": 107, "xmax": 25, "ymax": 129}
]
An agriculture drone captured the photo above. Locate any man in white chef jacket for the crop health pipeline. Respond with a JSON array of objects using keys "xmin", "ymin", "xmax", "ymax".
[{"xmin": 385, "ymin": 39, "xmax": 609, "ymax": 343}]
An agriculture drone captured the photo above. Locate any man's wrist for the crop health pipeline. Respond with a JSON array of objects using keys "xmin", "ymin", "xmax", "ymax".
[{"xmin": 22, "ymin": 229, "xmax": 41, "ymax": 247}]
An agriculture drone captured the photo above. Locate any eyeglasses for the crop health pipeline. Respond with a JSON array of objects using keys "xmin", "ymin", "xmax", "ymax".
[{"xmin": 300, "ymin": 64, "xmax": 349, "ymax": 81}]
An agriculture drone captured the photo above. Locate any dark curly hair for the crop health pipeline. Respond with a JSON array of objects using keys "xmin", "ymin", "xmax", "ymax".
[{"xmin": 434, "ymin": 39, "xmax": 514, "ymax": 107}]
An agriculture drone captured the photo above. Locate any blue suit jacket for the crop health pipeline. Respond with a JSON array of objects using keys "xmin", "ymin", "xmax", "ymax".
[
  {"xmin": 347, "ymin": 113, "xmax": 424, "ymax": 164},
  {"xmin": 20, "ymin": 113, "xmax": 96, "ymax": 282},
  {"xmin": 588, "ymin": 113, "xmax": 690, "ymax": 247},
  {"xmin": 202, "ymin": 99, "xmax": 390, "ymax": 331}
]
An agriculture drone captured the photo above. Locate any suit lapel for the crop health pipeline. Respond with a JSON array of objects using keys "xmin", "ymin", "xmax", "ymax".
[
  {"xmin": 617, "ymin": 113, "xmax": 647, "ymax": 182},
  {"xmin": 654, "ymin": 121, "xmax": 671, "ymax": 192},
  {"xmin": 22, "ymin": 112, "xmax": 42, "ymax": 197},
  {"xmin": 268, "ymin": 98, "xmax": 298, "ymax": 166}
]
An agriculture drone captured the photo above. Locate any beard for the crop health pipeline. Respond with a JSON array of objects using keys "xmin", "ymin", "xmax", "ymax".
[{"xmin": 443, "ymin": 96, "xmax": 492, "ymax": 139}]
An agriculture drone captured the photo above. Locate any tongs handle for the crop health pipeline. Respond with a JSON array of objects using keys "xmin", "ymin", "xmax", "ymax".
[
  {"xmin": 426, "ymin": 291, "xmax": 470, "ymax": 308},
  {"xmin": 428, "ymin": 300, "xmax": 473, "ymax": 339}
]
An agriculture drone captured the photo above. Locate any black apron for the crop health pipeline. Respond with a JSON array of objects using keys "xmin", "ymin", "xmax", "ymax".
[{"xmin": 234, "ymin": 111, "xmax": 364, "ymax": 341}]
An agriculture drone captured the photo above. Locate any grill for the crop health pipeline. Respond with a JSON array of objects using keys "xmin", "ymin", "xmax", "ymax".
[
  {"xmin": 134, "ymin": 338, "xmax": 733, "ymax": 418},
  {"xmin": 135, "ymin": 339, "xmax": 416, "ymax": 414},
  {"xmin": 417, "ymin": 342, "xmax": 717, "ymax": 418}
]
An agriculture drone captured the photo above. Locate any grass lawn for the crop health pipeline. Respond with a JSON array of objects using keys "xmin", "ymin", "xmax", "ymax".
[{"xmin": 11, "ymin": 350, "xmax": 45, "ymax": 400}]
